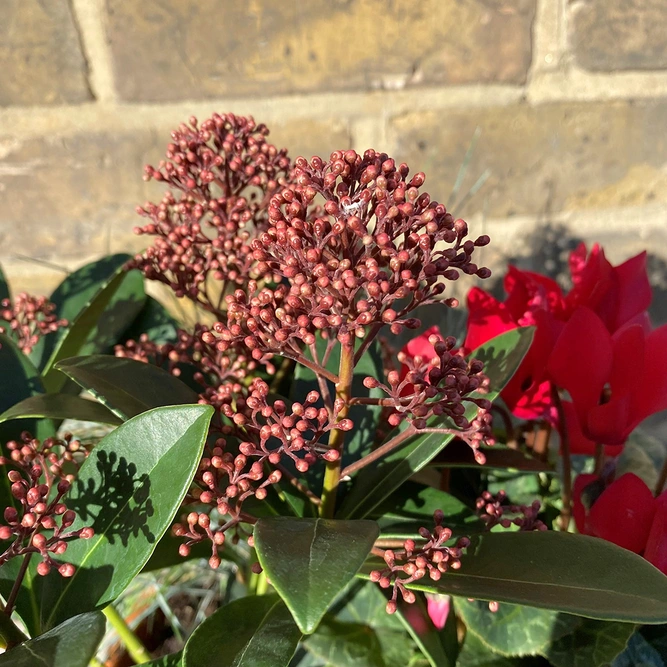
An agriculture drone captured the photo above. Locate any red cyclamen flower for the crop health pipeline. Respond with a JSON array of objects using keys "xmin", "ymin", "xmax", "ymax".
[{"xmin": 574, "ymin": 472, "xmax": 667, "ymax": 574}]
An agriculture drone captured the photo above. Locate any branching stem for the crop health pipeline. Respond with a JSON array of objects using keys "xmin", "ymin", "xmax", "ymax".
[{"xmin": 320, "ymin": 343, "xmax": 355, "ymax": 517}]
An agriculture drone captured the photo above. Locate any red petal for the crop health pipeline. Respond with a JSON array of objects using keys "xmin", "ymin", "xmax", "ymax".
[
  {"xmin": 562, "ymin": 401, "xmax": 598, "ymax": 455},
  {"xmin": 402, "ymin": 325, "xmax": 441, "ymax": 364},
  {"xmin": 612, "ymin": 252, "xmax": 652, "ymax": 331},
  {"xmin": 588, "ymin": 473, "xmax": 656, "ymax": 553},
  {"xmin": 464, "ymin": 288, "xmax": 516, "ymax": 352},
  {"xmin": 631, "ymin": 324, "xmax": 667, "ymax": 429},
  {"xmin": 504, "ymin": 267, "xmax": 566, "ymax": 324},
  {"xmin": 547, "ymin": 307, "xmax": 613, "ymax": 419},
  {"xmin": 586, "ymin": 398, "xmax": 632, "ymax": 446},
  {"xmin": 644, "ymin": 491, "xmax": 667, "ymax": 576}
]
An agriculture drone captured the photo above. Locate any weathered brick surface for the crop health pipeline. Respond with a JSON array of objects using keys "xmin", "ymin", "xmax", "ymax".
[
  {"xmin": 389, "ymin": 100, "xmax": 667, "ymax": 218},
  {"xmin": 570, "ymin": 0, "xmax": 667, "ymax": 72},
  {"xmin": 106, "ymin": 0, "xmax": 535, "ymax": 102},
  {"xmin": 0, "ymin": 117, "xmax": 351, "ymax": 261},
  {"xmin": 0, "ymin": 131, "xmax": 157, "ymax": 260},
  {"xmin": 0, "ymin": 0, "xmax": 91, "ymax": 106}
]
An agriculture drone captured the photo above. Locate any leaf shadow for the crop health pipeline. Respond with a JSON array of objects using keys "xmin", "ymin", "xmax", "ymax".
[{"xmin": 68, "ymin": 449, "xmax": 156, "ymax": 547}]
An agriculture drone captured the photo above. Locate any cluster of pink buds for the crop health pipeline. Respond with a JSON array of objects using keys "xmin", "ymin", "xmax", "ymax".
[
  {"xmin": 369, "ymin": 510, "xmax": 471, "ymax": 614},
  {"xmin": 0, "ymin": 294, "xmax": 67, "ymax": 354},
  {"xmin": 0, "ymin": 433, "xmax": 93, "ymax": 578},
  {"xmin": 212, "ymin": 149, "xmax": 490, "ymax": 354},
  {"xmin": 365, "ymin": 333, "xmax": 495, "ymax": 459},
  {"xmin": 173, "ymin": 379, "xmax": 350, "ymax": 566},
  {"xmin": 131, "ymin": 113, "xmax": 291, "ymax": 315},
  {"xmin": 476, "ymin": 490, "xmax": 548, "ymax": 531},
  {"xmin": 115, "ymin": 325, "xmax": 268, "ymax": 395}
]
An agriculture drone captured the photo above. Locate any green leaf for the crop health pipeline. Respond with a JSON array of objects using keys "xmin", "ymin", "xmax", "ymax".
[
  {"xmin": 458, "ymin": 631, "xmax": 547, "ymax": 667},
  {"xmin": 455, "ymin": 599, "xmax": 580, "ymax": 656},
  {"xmin": 611, "ymin": 628, "xmax": 667, "ymax": 667},
  {"xmin": 0, "ymin": 333, "xmax": 56, "ymax": 445},
  {"xmin": 309, "ymin": 581, "xmax": 418, "ymax": 667},
  {"xmin": 183, "ymin": 595, "xmax": 302, "ymax": 667},
  {"xmin": 359, "ymin": 531, "xmax": 667, "ymax": 624},
  {"xmin": 143, "ymin": 653, "xmax": 183, "ymax": 667},
  {"xmin": 254, "ymin": 518, "xmax": 380, "ymax": 634},
  {"xmin": 431, "ymin": 441, "xmax": 552, "ymax": 472},
  {"xmin": 542, "ymin": 619, "xmax": 635, "ymax": 667},
  {"xmin": 0, "ymin": 264, "xmax": 10, "ymax": 303},
  {"xmin": 41, "ymin": 261, "xmax": 146, "ymax": 391},
  {"xmin": 54, "ymin": 355, "xmax": 199, "ymax": 421},
  {"xmin": 304, "ymin": 618, "xmax": 386, "ymax": 667},
  {"xmin": 396, "ymin": 597, "xmax": 456, "ymax": 667},
  {"xmin": 120, "ymin": 296, "xmax": 180, "ymax": 345},
  {"xmin": 0, "ymin": 611, "xmax": 105, "ymax": 667},
  {"xmin": 0, "ymin": 393, "xmax": 122, "ymax": 426},
  {"xmin": 370, "ymin": 481, "xmax": 481, "ymax": 539},
  {"xmin": 38, "ymin": 404, "xmax": 213, "ymax": 630},
  {"xmin": 33, "ymin": 255, "xmax": 138, "ymax": 369},
  {"xmin": 338, "ymin": 327, "xmax": 535, "ymax": 519},
  {"xmin": 616, "ymin": 429, "xmax": 667, "ymax": 492}
]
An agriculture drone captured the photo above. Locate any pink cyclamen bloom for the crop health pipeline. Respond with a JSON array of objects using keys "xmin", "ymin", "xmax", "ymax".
[
  {"xmin": 426, "ymin": 594, "xmax": 450, "ymax": 630},
  {"xmin": 574, "ymin": 472, "xmax": 667, "ymax": 575}
]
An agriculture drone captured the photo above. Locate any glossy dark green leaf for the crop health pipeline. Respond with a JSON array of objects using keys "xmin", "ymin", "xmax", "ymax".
[
  {"xmin": 0, "ymin": 333, "xmax": 55, "ymax": 446},
  {"xmin": 183, "ymin": 595, "xmax": 302, "ymax": 667},
  {"xmin": 144, "ymin": 653, "xmax": 183, "ymax": 667},
  {"xmin": 541, "ymin": 619, "xmax": 635, "ymax": 667},
  {"xmin": 0, "ymin": 393, "xmax": 122, "ymax": 426},
  {"xmin": 431, "ymin": 440, "xmax": 552, "ymax": 472},
  {"xmin": 370, "ymin": 481, "xmax": 481, "ymax": 539},
  {"xmin": 254, "ymin": 518, "xmax": 380, "ymax": 634},
  {"xmin": 360, "ymin": 532, "xmax": 667, "ymax": 624},
  {"xmin": 455, "ymin": 599, "xmax": 580, "ymax": 656},
  {"xmin": 54, "ymin": 355, "xmax": 199, "ymax": 420},
  {"xmin": 39, "ymin": 404, "xmax": 213, "ymax": 629},
  {"xmin": 0, "ymin": 264, "xmax": 10, "ymax": 303},
  {"xmin": 396, "ymin": 596, "xmax": 455, "ymax": 667},
  {"xmin": 41, "ymin": 261, "xmax": 146, "ymax": 391},
  {"xmin": 339, "ymin": 328, "xmax": 535, "ymax": 519},
  {"xmin": 0, "ymin": 611, "xmax": 104, "ymax": 667},
  {"xmin": 611, "ymin": 628, "xmax": 666, "ymax": 667},
  {"xmin": 311, "ymin": 581, "xmax": 419, "ymax": 667},
  {"xmin": 458, "ymin": 631, "xmax": 547, "ymax": 667},
  {"xmin": 304, "ymin": 618, "xmax": 385, "ymax": 667},
  {"xmin": 33, "ymin": 255, "xmax": 138, "ymax": 369},
  {"xmin": 120, "ymin": 296, "xmax": 180, "ymax": 345}
]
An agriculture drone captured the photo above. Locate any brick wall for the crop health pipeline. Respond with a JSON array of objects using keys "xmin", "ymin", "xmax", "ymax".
[{"xmin": 1, "ymin": 0, "xmax": 666, "ymax": 296}]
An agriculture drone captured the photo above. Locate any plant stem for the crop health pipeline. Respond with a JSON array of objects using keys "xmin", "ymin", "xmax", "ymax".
[
  {"xmin": 594, "ymin": 443, "xmax": 605, "ymax": 476},
  {"xmin": 552, "ymin": 386, "xmax": 573, "ymax": 531},
  {"xmin": 491, "ymin": 404, "xmax": 517, "ymax": 449},
  {"xmin": 656, "ymin": 455, "xmax": 667, "ymax": 496},
  {"xmin": 4, "ymin": 553, "xmax": 32, "ymax": 618},
  {"xmin": 103, "ymin": 605, "xmax": 152, "ymax": 665},
  {"xmin": 320, "ymin": 343, "xmax": 355, "ymax": 518},
  {"xmin": 340, "ymin": 425, "xmax": 417, "ymax": 479},
  {"xmin": 286, "ymin": 353, "xmax": 339, "ymax": 384}
]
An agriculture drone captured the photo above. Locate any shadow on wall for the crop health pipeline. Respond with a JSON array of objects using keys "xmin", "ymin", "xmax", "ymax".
[{"xmin": 489, "ymin": 222, "xmax": 667, "ymax": 329}]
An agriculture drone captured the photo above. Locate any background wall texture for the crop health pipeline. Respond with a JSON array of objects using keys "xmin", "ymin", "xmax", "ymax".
[{"xmin": 1, "ymin": 0, "xmax": 667, "ymax": 297}]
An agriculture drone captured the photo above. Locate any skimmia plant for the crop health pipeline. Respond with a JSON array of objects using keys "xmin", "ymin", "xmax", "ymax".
[{"xmin": 0, "ymin": 114, "xmax": 666, "ymax": 667}]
